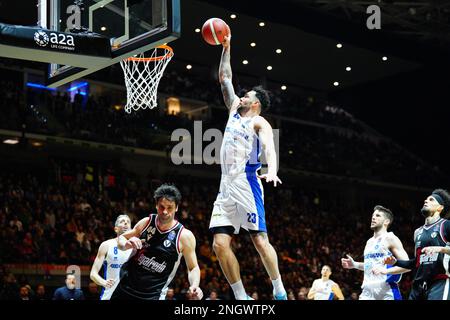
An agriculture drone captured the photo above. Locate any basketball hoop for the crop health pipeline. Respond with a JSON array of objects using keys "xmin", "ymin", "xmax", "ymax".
[{"xmin": 120, "ymin": 45, "xmax": 174, "ymax": 113}]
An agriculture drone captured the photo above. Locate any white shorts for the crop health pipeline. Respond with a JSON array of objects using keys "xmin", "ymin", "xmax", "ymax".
[
  {"xmin": 209, "ymin": 173, "xmax": 266, "ymax": 234},
  {"xmin": 359, "ymin": 282, "xmax": 402, "ymax": 300}
]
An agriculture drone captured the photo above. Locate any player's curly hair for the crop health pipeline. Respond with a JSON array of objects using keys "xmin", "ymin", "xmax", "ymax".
[
  {"xmin": 252, "ymin": 85, "xmax": 271, "ymax": 112},
  {"xmin": 431, "ymin": 188, "xmax": 450, "ymax": 217},
  {"xmin": 154, "ymin": 183, "xmax": 182, "ymax": 206}
]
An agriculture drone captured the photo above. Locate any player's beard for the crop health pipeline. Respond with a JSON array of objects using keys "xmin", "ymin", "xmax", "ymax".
[
  {"xmin": 237, "ymin": 105, "xmax": 250, "ymax": 115},
  {"xmin": 370, "ymin": 223, "xmax": 380, "ymax": 231},
  {"xmin": 67, "ymin": 283, "xmax": 76, "ymax": 290},
  {"xmin": 420, "ymin": 207, "xmax": 432, "ymax": 217}
]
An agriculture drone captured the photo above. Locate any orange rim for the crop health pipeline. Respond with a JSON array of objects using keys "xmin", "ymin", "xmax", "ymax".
[{"xmin": 125, "ymin": 45, "xmax": 174, "ymax": 62}]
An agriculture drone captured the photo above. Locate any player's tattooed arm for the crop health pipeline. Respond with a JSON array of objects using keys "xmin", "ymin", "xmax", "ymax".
[
  {"xmin": 220, "ymin": 78, "xmax": 239, "ymax": 111},
  {"xmin": 219, "ymin": 35, "xmax": 239, "ymax": 111}
]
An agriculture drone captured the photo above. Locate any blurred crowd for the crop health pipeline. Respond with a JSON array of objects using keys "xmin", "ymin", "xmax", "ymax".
[
  {"xmin": 0, "ymin": 63, "xmax": 445, "ymax": 300},
  {"xmin": 0, "ymin": 163, "xmax": 424, "ymax": 300},
  {"xmin": 0, "ymin": 71, "xmax": 445, "ymax": 188}
]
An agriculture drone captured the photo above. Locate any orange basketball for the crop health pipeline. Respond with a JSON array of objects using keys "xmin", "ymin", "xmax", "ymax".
[{"xmin": 201, "ymin": 18, "xmax": 230, "ymax": 46}]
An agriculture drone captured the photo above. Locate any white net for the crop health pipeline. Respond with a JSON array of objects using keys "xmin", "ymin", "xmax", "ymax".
[{"xmin": 120, "ymin": 45, "xmax": 173, "ymax": 113}]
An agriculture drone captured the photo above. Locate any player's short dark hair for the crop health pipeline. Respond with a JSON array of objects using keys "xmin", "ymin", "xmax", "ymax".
[
  {"xmin": 374, "ymin": 205, "xmax": 394, "ymax": 228},
  {"xmin": 154, "ymin": 183, "xmax": 182, "ymax": 206},
  {"xmin": 322, "ymin": 265, "xmax": 332, "ymax": 272},
  {"xmin": 252, "ymin": 85, "xmax": 271, "ymax": 111},
  {"xmin": 431, "ymin": 188, "xmax": 450, "ymax": 216}
]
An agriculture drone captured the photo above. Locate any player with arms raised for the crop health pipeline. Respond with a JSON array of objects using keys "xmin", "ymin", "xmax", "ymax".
[{"xmin": 208, "ymin": 30, "xmax": 287, "ymax": 300}]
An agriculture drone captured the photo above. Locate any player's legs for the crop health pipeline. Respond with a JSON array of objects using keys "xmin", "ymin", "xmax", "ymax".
[
  {"xmin": 250, "ymin": 231, "xmax": 287, "ymax": 299},
  {"xmin": 211, "ymin": 227, "xmax": 248, "ymax": 300},
  {"xmin": 232, "ymin": 173, "xmax": 286, "ymax": 299},
  {"xmin": 384, "ymin": 282, "xmax": 402, "ymax": 300},
  {"xmin": 427, "ymin": 279, "xmax": 450, "ymax": 300},
  {"xmin": 210, "ymin": 177, "xmax": 251, "ymax": 300},
  {"xmin": 250, "ymin": 232, "xmax": 280, "ymax": 280},
  {"xmin": 212, "ymin": 228, "xmax": 241, "ymax": 284}
]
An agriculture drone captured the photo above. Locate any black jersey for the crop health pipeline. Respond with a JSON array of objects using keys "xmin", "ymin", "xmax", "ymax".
[
  {"xmin": 413, "ymin": 218, "xmax": 450, "ymax": 283},
  {"xmin": 118, "ymin": 214, "xmax": 184, "ymax": 300}
]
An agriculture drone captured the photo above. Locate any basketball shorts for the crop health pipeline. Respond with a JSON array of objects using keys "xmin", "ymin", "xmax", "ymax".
[
  {"xmin": 359, "ymin": 282, "xmax": 402, "ymax": 300},
  {"xmin": 409, "ymin": 278, "xmax": 450, "ymax": 300},
  {"xmin": 209, "ymin": 172, "xmax": 266, "ymax": 234}
]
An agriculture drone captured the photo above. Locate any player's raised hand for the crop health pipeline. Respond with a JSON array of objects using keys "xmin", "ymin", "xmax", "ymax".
[
  {"xmin": 104, "ymin": 279, "xmax": 115, "ymax": 288},
  {"xmin": 383, "ymin": 255, "xmax": 397, "ymax": 265},
  {"xmin": 188, "ymin": 286, "xmax": 204, "ymax": 300},
  {"xmin": 126, "ymin": 236, "xmax": 143, "ymax": 250},
  {"xmin": 222, "ymin": 34, "xmax": 231, "ymax": 48},
  {"xmin": 341, "ymin": 254, "xmax": 355, "ymax": 269},
  {"xmin": 258, "ymin": 173, "xmax": 282, "ymax": 187}
]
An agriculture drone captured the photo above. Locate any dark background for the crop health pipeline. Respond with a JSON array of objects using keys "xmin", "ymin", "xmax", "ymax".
[{"xmin": 1, "ymin": 0, "xmax": 449, "ymax": 172}]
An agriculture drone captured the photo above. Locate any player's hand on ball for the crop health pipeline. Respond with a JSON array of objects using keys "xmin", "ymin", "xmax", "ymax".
[
  {"xmin": 188, "ymin": 286, "xmax": 203, "ymax": 300},
  {"xmin": 383, "ymin": 255, "xmax": 397, "ymax": 265},
  {"xmin": 126, "ymin": 237, "xmax": 143, "ymax": 250},
  {"xmin": 222, "ymin": 34, "xmax": 231, "ymax": 48},
  {"xmin": 258, "ymin": 173, "xmax": 282, "ymax": 187},
  {"xmin": 104, "ymin": 279, "xmax": 115, "ymax": 288}
]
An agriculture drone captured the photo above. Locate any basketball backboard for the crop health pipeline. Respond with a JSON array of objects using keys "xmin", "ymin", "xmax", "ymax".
[{"xmin": 38, "ymin": 0, "xmax": 180, "ymax": 87}]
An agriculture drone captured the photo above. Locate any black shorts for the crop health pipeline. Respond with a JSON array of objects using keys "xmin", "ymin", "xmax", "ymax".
[
  {"xmin": 110, "ymin": 284, "xmax": 160, "ymax": 300},
  {"xmin": 210, "ymin": 226, "xmax": 266, "ymax": 235},
  {"xmin": 409, "ymin": 278, "xmax": 450, "ymax": 300}
]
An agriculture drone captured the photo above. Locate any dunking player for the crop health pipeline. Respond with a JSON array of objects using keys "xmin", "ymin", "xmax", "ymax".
[
  {"xmin": 307, "ymin": 265, "xmax": 344, "ymax": 300},
  {"xmin": 90, "ymin": 214, "xmax": 133, "ymax": 300},
  {"xmin": 209, "ymin": 33, "xmax": 287, "ymax": 300},
  {"xmin": 111, "ymin": 184, "xmax": 203, "ymax": 300},
  {"xmin": 381, "ymin": 189, "xmax": 450, "ymax": 300},
  {"xmin": 341, "ymin": 205, "xmax": 409, "ymax": 300}
]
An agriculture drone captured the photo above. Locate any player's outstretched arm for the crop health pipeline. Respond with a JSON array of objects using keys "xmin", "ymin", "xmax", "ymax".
[
  {"xmin": 118, "ymin": 217, "xmax": 148, "ymax": 251},
  {"xmin": 219, "ymin": 35, "xmax": 239, "ymax": 112},
  {"xmin": 180, "ymin": 229, "xmax": 203, "ymax": 300},
  {"xmin": 422, "ymin": 246, "xmax": 450, "ymax": 255},
  {"xmin": 341, "ymin": 254, "xmax": 364, "ymax": 271},
  {"xmin": 90, "ymin": 241, "xmax": 115, "ymax": 288},
  {"xmin": 254, "ymin": 116, "xmax": 282, "ymax": 187}
]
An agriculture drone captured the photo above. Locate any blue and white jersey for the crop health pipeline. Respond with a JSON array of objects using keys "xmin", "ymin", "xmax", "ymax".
[
  {"xmin": 362, "ymin": 232, "xmax": 401, "ymax": 287},
  {"xmin": 312, "ymin": 279, "xmax": 336, "ymax": 300},
  {"xmin": 100, "ymin": 239, "xmax": 132, "ymax": 300},
  {"xmin": 220, "ymin": 111, "xmax": 261, "ymax": 176}
]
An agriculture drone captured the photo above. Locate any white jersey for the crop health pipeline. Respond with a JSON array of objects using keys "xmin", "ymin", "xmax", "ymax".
[
  {"xmin": 99, "ymin": 239, "xmax": 133, "ymax": 300},
  {"xmin": 220, "ymin": 111, "xmax": 261, "ymax": 176},
  {"xmin": 362, "ymin": 232, "xmax": 401, "ymax": 288},
  {"xmin": 312, "ymin": 279, "xmax": 336, "ymax": 300}
]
